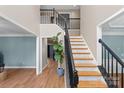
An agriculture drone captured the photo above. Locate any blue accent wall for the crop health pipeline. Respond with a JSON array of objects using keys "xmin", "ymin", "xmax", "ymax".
[
  {"xmin": 0, "ymin": 37, "xmax": 36, "ymax": 67},
  {"xmin": 103, "ymin": 35, "xmax": 124, "ymax": 59}
]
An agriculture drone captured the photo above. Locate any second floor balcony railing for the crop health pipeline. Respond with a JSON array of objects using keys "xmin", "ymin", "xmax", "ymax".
[{"xmin": 40, "ymin": 9, "xmax": 80, "ymax": 29}]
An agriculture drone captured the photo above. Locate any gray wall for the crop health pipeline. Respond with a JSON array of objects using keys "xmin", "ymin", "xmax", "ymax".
[
  {"xmin": 103, "ymin": 35, "xmax": 124, "ymax": 59},
  {"xmin": 0, "ymin": 37, "xmax": 36, "ymax": 67}
]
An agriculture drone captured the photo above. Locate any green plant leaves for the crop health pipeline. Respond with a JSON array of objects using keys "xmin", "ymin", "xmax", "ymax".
[
  {"xmin": 58, "ymin": 44, "xmax": 63, "ymax": 51},
  {"xmin": 53, "ymin": 44, "xmax": 58, "ymax": 50},
  {"xmin": 52, "ymin": 32, "xmax": 64, "ymax": 64}
]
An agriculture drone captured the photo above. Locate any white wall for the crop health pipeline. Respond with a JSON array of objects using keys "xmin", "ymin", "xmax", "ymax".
[
  {"xmin": 0, "ymin": 5, "xmax": 40, "ymax": 36},
  {"xmin": 80, "ymin": 5, "xmax": 124, "ymax": 58},
  {"xmin": 40, "ymin": 24, "xmax": 65, "ymax": 38}
]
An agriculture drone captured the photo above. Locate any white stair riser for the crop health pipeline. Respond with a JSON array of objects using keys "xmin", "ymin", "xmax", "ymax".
[
  {"xmin": 72, "ymin": 50, "xmax": 89, "ymax": 53},
  {"xmin": 71, "ymin": 46, "xmax": 88, "ymax": 48},
  {"xmin": 69, "ymin": 36, "xmax": 82, "ymax": 38},
  {"xmin": 74, "ymin": 60, "xmax": 96, "ymax": 64},
  {"xmin": 70, "ymin": 42, "xmax": 86, "ymax": 44},
  {"xmin": 73, "ymin": 54, "xmax": 92, "ymax": 58},
  {"xmin": 76, "ymin": 67, "xmax": 99, "ymax": 71},
  {"xmin": 79, "ymin": 76, "xmax": 105, "ymax": 81}
]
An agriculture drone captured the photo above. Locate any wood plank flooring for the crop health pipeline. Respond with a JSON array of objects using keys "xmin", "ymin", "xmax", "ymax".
[{"xmin": 0, "ymin": 59, "xmax": 64, "ymax": 88}]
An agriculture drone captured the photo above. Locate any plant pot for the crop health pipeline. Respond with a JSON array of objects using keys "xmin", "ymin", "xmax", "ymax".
[{"xmin": 57, "ymin": 68, "xmax": 64, "ymax": 76}]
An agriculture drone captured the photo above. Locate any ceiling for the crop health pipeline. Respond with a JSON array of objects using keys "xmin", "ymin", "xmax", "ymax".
[
  {"xmin": 40, "ymin": 5, "xmax": 80, "ymax": 11},
  {"xmin": 0, "ymin": 17, "xmax": 35, "ymax": 36}
]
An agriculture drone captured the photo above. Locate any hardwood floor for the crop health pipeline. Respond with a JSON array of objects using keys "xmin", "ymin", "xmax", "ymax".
[{"xmin": 0, "ymin": 59, "xmax": 65, "ymax": 88}]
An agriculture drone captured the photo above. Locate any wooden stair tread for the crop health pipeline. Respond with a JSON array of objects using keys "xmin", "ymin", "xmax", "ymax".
[
  {"xmin": 75, "ymin": 63, "xmax": 97, "ymax": 67},
  {"xmin": 70, "ymin": 38, "xmax": 82, "ymax": 40},
  {"xmin": 72, "ymin": 48, "xmax": 88, "ymax": 50},
  {"xmin": 70, "ymin": 39, "xmax": 83, "ymax": 41},
  {"xmin": 74, "ymin": 57, "xmax": 93, "ymax": 60},
  {"xmin": 69, "ymin": 35, "xmax": 80, "ymax": 36},
  {"xmin": 70, "ymin": 37, "xmax": 82, "ymax": 39},
  {"xmin": 78, "ymin": 71, "xmax": 101, "ymax": 76},
  {"xmin": 78, "ymin": 80, "xmax": 107, "ymax": 88},
  {"xmin": 71, "ymin": 44, "xmax": 86, "ymax": 46},
  {"xmin": 72, "ymin": 52, "xmax": 90, "ymax": 54}
]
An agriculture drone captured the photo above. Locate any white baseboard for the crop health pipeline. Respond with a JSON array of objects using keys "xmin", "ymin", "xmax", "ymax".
[
  {"xmin": 5, "ymin": 66, "xmax": 36, "ymax": 69},
  {"xmin": 42, "ymin": 64, "xmax": 48, "ymax": 70}
]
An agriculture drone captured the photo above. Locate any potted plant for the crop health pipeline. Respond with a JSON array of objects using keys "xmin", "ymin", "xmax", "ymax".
[{"xmin": 52, "ymin": 32, "xmax": 64, "ymax": 76}]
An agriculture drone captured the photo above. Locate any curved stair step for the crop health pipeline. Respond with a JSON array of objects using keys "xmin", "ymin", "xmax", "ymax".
[{"xmin": 78, "ymin": 80, "xmax": 107, "ymax": 88}]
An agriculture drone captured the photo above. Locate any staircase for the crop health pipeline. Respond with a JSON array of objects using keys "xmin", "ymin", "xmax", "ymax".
[
  {"xmin": 70, "ymin": 35, "xmax": 108, "ymax": 88},
  {"xmin": 40, "ymin": 9, "xmax": 108, "ymax": 88}
]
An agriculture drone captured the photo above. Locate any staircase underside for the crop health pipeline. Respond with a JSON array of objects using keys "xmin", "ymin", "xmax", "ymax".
[{"xmin": 69, "ymin": 35, "xmax": 108, "ymax": 88}]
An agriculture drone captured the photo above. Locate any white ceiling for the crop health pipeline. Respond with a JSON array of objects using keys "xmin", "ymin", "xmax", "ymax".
[
  {"xmin": 40, "ymin": 5, "xmax": 80, "ymax": 11},
  {"xmin": 0, "ymin": 17, "xmax": 35, "ymax": 36}
]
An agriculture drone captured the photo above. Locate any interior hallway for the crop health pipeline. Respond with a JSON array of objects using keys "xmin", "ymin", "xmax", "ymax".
[{"xmin": 0, "ymin": 59, "xmax": 64, "ymax": 88}]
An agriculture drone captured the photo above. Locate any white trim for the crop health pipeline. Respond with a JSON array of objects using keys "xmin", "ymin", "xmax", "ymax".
[
  {"xmin": 36, "ymin": 37, "xmax": 40, "ymax": 75},
  {"xmin": 0, "ymin": 12, "xmax": 37, "ymax": 36},
  {"xmin": 97, "ymin": 26, "xmax": 102, "ymax": 65},
  {"xmin": 5, "ymin": 66, "xmax": 35, "ymax": 69},
  {"xmin": 39, "ymin": 37, "xmax": 43, "ymax": 74},
  {"xmin": 42, "ymin": 63, "xmax": 48, "ymax": 70}
]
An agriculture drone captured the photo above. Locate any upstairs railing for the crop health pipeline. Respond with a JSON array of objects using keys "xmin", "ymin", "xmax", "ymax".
[
  {"xmin": 40, "ymin": 9, "xmax": 80, "ymax": 29},
  {"xmin": 40, "ymin": 9, "xmax": 79, "ymax": 88},
  {"xmin": 99, "ymin": 39, "xmax": 124, "ymax": 88}
]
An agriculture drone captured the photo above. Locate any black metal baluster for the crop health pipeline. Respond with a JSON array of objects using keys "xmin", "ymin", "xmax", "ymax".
[
  {"xmin": 104, "ymin": 48, "xmax": 106, "ymax": 71},
  {"xmin": 121, "ymin": 67, "xmax": 123, "ymax": 88},
  {"xmin": 102, "ymin": 46, "xmax": 103, "ymax": 67},
  {"xmin": 116, "ymin": 60, "xmax": 118, "ymax": 87},
  {"xmin": 108, "ymin": 51, "xmax": 110, "ymax": 76},
  {"xmin": 111, "ymin": 56, "xmax": 113, "ymax": 77},
  {"xmin": 53, "ymin": 8, "xmax": 55, "ymax": 24}
]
